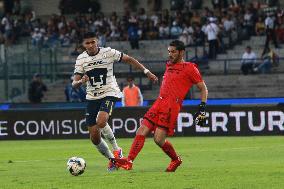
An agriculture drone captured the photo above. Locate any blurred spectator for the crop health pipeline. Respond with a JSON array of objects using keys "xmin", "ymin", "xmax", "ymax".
[
  {"xmin": 145, "ymin": 21, "xmax": 159, "ymax": 40},
  {"xmin": 127, "ymin": 19, "xmax": 139, "ymax": 49},
  {"xmin": 183, "ymin": 22, "xmax": 194, "ymax": 35},
  {"xmin": 1, "ymin": 12, "xmax": 13, "ymax": 45},
  {"xmin": 241, "ymin": 46, "xmax": 257, "ymax": 75},
  {"xmin": 110, "ymin": 28, "xmax": 121, "ymax": 41},
  {"xmin": 65, "ymin": 76, "xmax": 86, "ymax": 102},
  {"xmin": 137, "ymin": 8, "xmax": 147, "ymax": 21},
  {"xmin": 170, "ymin": 21, "xmax": 182, "ymax": 38},
  {"xmin": 122, "ymin": 76, "xmax": 143, "ymax": 107},
  {"xmin": 59, "ymin": 33, "xmax": 71, "ymax": 47},
  {"xmin": 193, "ymin": 24, "xmax": 206, "ymax": 46},
  {"xmin": 243, "ymin": 9, "xmax": 254, "ymax": 37},
  {"xmin": 12, "ymin": 0, "xmax": 21, "ymax": 15},
  {"xmin": 254, "ymin": 47, "xmax": 277, "ymax": 74},
  {"xmin": 97, "ymin": 29, "xmax": 106, "ymax": 47},
  {"xmin": 223, "ymin": 14, "xmax": 235, "ymax": 46},
  {"xmin": 178, "ymin": 31, "xmax": 192, "ymax": 47},
  {"xmin": 255, "ymin": 17, "xmax": 266, "ymax": 36},
  {"xmin": 204, "ymin": 17, "xmax": 219, "ymax": 59},
  {"xmin": 150, "ymin": 12, "xmax": 159, "ymax": 26},
  {"xmin": 31, "ymin": 28, "xmax": 42, "ymax": 46},
  {"xmin": 28, "ymin": 73, "xmax": 47, "ymax": 103},
  {"xmin": 191, "ymin": 11, "xmax": 201, "ymax": 25},
  {"xmin": 161, "ymin": 9, "xmax": 170, "ymax": 24},
  {"xmin": 158, "ymin": 21, "xmax": 170, "ymax": 39},
  {"xmin": 223, "ymin": 14, "xmax": 235, "ymax": 33},
  {"xmin": 265, "ymin": 13, "xmax": 280, "ymax": 48}
]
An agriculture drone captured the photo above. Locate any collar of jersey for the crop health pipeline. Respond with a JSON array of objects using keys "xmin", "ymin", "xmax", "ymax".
[{"xmin": 167, "ymin": 61, "xmax": 184, "ymax": 65}]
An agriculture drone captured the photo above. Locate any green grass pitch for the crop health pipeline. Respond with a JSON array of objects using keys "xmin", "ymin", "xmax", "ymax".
[{"xmin": 0, "ymin": 136, "xmax": 283, "ymax": 189}]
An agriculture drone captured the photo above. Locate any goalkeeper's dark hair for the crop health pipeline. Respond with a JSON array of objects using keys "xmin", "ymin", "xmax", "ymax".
[
  {"xmin": 83, "ymin": 32, "xmax": 97, "ymax": 39},
  {"xmin": 169, "ymin": 40, "xmax": 185, "ymax": 51}
]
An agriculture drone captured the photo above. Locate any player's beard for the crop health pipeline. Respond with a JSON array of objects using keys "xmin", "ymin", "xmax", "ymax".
[
  {"xmin": 169, "ymin": 56, "xmax": 179, "ymax": 63},
  {"xmin": 87, "ymin": 46, "xmax": 98, "ymax": 56}
]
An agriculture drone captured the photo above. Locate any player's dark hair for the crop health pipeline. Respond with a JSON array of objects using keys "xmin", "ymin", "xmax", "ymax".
[
  {"xmin": 169, "ymin": 40, "xmax": 185, "ymax": 51},
  {"xmin": 83, "ymin": 32, "xmax": 96, "ymax": 39}
]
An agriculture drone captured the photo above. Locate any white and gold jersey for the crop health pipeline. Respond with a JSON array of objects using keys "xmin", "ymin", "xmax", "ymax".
[{"xmin": 74, "ymin": 47, "xmax": 123, "ymax": 100}]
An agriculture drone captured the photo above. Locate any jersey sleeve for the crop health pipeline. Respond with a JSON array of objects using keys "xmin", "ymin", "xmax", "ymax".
[
  {"xmin": 107, "ymin": 48, "xmax": 123, "ymax": 62},
  {"xmin": 74, "ymin": 57, "xmax": 84, "ymax": 76},
  {"xmin": 188, "ymin": 64, "xmax": 203, "ymax": 84}
]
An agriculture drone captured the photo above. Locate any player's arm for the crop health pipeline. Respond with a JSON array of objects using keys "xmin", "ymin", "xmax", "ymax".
[
  {"xmin": 72, "ymin": 74, "xmax": 89, "ymax": 89},
  {"xmin": 121, "ymin": 54, "xmax": 158, "ymax": 83},
  {"xmin": 72, "ymin": 56, "xmax": 88, "ymax": 88},
  {"xmin": 194, "ymin": 81, "xmax": 208, "ymax": 126},
  {"xmin": 196, "ymin": 81, "xmax": 208, "ymax": 103}
]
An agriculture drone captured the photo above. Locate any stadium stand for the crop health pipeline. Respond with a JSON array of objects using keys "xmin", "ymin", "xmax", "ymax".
[{"xmin": 0, "ymin": 0, "xmax": 283, "ymax": 103}]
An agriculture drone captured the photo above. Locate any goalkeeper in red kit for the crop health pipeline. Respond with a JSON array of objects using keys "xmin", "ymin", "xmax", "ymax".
[{"xmin": 116, "ymin": 40, "xmax": 208, "ymax": 172}]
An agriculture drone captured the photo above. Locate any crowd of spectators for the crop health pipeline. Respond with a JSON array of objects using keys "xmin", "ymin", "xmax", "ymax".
[{"xmin": 0, "ymin": 0, "xmax": 283, "ymax": 59}]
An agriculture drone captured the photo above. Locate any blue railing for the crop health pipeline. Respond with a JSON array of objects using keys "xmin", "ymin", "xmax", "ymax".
[{"xmin": 1, "ymin": 97, "xmax": 284, "ymax": 111}]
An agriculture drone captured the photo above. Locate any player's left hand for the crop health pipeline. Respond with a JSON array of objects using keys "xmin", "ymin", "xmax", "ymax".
[
  {"xmin": 193, "ymin": 102, "xmax": 206, "ymax": 126},
  {"xmin": 146, "ymin": 72, "xmax": 158, "ymax": 83},
  {"xmin": 81, "ymin": 75, "xmax": 89, "ymax": 83}
]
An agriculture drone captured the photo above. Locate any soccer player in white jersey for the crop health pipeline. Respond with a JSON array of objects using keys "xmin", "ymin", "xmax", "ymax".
[{"xmin": 72, "ymin": 32, "xmax": 158, "ymax": 171}]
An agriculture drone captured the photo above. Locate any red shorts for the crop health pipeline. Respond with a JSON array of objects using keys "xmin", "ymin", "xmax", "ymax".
[{"xmin": 142, "ymin": 97, "xmax": 181, "ymax": 136}]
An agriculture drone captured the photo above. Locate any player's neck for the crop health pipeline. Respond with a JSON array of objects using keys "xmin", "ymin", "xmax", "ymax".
[
  {"xmin": 87, "ymin": 48, "xmax": 100, "ymax": 56},
  {"xmin": 172, "ymin": 58, "xmax": 184, "ymax": 64}
]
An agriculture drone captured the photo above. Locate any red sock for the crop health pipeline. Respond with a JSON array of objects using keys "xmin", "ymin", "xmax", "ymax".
[
  {"xmin": 128, "ymin": 135, "xmax": 145, "ymax": 161},
  {"xmin": 161, "ymin": 140, "xmax": 178, "ymax": 160}
]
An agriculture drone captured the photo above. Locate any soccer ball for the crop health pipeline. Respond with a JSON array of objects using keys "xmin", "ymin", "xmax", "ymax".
[{"xmin": 67, "ymin": 157, "xmax": 86, "ymax": 176}]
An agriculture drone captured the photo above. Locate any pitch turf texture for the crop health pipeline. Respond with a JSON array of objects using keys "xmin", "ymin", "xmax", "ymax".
[{"xmin": 0, "ymin": 137, "xmax": 283, "ymax": 189}]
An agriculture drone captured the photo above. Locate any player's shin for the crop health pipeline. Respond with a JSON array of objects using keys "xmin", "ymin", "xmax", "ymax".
[
  {"xmin": 161, "ymin": 140, "xmax": 178, "ymax": 160},
  {"xmin": 101, "ymin": 123, "xmax": 119, "ymax": 150},
  {"xmin": 128, "ymin": 135, "xmax": 145, "ymax": 161},
  {"xmin": 95, "ymin": 138, "xmax": 114, "ymax": 159}
]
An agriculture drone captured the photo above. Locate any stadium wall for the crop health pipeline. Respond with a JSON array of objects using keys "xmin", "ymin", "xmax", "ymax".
[{"xmin": 0, "ymin": 104, "xmax": 283, "ymax": 140}]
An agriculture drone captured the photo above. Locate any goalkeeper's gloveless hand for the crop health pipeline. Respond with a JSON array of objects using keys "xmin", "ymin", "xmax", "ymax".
[{"xmin": 194, "ymin": 102, "xmax": 206, "ymax": 126}]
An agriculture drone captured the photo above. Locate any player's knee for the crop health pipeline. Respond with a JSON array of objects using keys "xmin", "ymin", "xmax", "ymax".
[
  {"xmin": 136, "ymin": 126, "xmax": 144, "ymax": 135},
  {"xmin": 153, "ymin": 136, "xmax": 163, "ymax": 147},
  {"xmin": 136, "ymin": 125, "xmax": 150, "ymax": 136},
  {"xmin": 96, "ymin": 119, "xmax": 107, "ymax": 129},
  {"xmin": 89, "ymin": 127, "xmax": 101, "ymax": 145}
]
